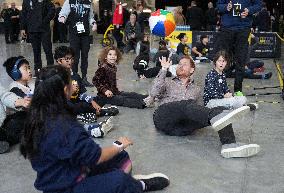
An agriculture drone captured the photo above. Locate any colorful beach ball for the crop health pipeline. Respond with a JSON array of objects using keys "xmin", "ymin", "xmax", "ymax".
[{"xmin": 149, "ymin": 9, "xmax": 176, "ymax": 37}]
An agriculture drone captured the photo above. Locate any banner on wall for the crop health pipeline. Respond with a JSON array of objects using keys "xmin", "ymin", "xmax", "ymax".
[
  {"xmin": 166, "ymin": 29, "xmax": 281, "ymax": 58},
  {"xmin": 250, "ymin": 32, "xmax": 281, "ymax": 58}
]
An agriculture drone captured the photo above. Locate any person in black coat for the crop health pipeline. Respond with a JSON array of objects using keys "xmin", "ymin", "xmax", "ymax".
[
  {"xmin": 1, "ymin": 3, "xmax": 12, "ymax": 44},
  {"xmin": 186, "ymin": 1, "xmax": 204, "ymax": 30},
  {"xmin": 20, "ymin": 0, "xmax": 55, "ymax": 76}
]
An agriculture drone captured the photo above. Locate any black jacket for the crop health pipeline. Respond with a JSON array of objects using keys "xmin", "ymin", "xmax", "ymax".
[
  {"xmin": 21, "ymin": 0, "xmax": 55, "ymax": 32},
  {"xmin": 186, "ymin": 6, "xmax": 204, "ymax": 30}
]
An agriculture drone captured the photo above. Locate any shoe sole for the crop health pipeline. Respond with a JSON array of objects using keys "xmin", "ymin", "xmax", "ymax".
[
  {"xmin": 133, "ymin": 173, "xmax": 169, "ymax": 181},
  {"xmin": 101, "ymin": 106, "xmax": 119, "ymax": 116},
  {"xmin": 212, "ymin": 106, "xmax": 250, "ymax": 131},
  {"xmin": 221, "ymin": 144, "xmax": 260, "ymax": 158}
]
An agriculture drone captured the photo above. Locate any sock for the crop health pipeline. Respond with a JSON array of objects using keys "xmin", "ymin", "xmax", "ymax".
[{"xmin": 140, "ymin": 180, "xmax": 146, "ymax": 191}]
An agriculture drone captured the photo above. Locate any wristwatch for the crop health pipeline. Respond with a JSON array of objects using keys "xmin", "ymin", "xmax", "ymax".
[{"xmin": 113, "ymin": 141, "xmax": 124, "ymax": 152}]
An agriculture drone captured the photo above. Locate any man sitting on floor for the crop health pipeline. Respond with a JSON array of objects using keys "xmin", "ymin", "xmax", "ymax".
[{"xmin": 145, "ymin": 56, "xmax": 260, "ymax": 158}]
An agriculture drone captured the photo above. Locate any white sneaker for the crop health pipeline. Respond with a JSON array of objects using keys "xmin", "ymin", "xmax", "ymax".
[
  {"xmin": 99, "ymin": 116, "xmax": 114, "ymax": 135},
  {"xmin": 221, "ymin": 143, "xmax": 260, "ymax": 158},
  {"xmin": 211, "ymin": 106, "xmax": 250, "ymax": 131}
]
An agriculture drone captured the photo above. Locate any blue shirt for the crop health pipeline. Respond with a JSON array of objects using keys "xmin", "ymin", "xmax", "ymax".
[
  {"xmin": 203, "ymin": 69, "xmax": 230, "ymax": 105},
  {"xmin": 217, "ymin": 0, "xmax": 261, "ymax": 30},
  {"xmin": 31, "ymin": 116, "xmax": 101, "ymax": 193}
]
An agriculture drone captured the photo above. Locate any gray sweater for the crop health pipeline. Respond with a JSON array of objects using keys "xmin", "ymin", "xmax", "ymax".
[{"xmin": 0, "ymin": 84, "xmax": 20, "ymax": 126}]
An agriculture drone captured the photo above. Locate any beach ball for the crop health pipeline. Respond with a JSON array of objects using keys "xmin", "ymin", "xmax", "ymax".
[{"xmin": 149, "ymin": 9, "xmax": 176, "ymax": 37}]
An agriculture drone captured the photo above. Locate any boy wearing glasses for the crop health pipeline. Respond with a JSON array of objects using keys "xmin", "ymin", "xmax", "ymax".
[{"xmin": 54, "ymin": 46, "xmax": 119, "ymax": 138}]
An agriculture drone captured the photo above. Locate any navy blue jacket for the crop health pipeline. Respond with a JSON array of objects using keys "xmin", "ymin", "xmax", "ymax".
[
  {"xmin": 31, "ymin": 116, "xmax": 101, "ymax": 193},
  {"xmin": 217, "ymin": 0, "xmax": 261, "ymax": 30}
]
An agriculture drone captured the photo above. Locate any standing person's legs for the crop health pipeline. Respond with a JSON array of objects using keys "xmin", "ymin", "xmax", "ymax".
[
  {"xmin": 41, "ymin": 30, "xmax": 54, "ymax": 66},
  {"xmin": 233, "ymin": 28, "xmax": 250, "ymax": 92},
  {"xmin": 10, "ymin": 23, "xmax": 16, "ymax": 42},
  {"xmin": 80, "ymin": 35, "xmax": 91, "ymax": 79},
  {"xmin": 4, "ymin": 24, "xmax": 10, "ymax": 43},
  {"xmin": 30, "ymin": 32, "xmax": 43, "ymax": 73},
  {"xmin": 69, "ymin": 32, "xmax": 81, "ymax": 74}
]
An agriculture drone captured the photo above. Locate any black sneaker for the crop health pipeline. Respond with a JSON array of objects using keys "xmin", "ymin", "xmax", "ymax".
[
  {"xmin": 264, "ymin": 72, "xmax": 272, "ymax": 79},
  {"xmin": 246, "ymin": 103, "xmax": 259, "ymax": 111},
  {"xmin": 100, "ymin": 106, "xmax": 119, "ymax": 116},
  {"xmin": 82, "ymin": 77, "xmax": 93, "ymax": 87},
  {"xmin": 77, "ymin": 112, "xmax": 97, "ymax": 124},
  {"xmin": 133, "ymin": 173, "xmax": 170, "ymax": 192},
  {"xmin": 0, "ymin": 141, "xmax": 9, "ymax": 154}
]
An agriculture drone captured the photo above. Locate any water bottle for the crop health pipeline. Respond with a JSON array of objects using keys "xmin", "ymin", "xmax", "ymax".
[{"xmin": 255, "ymin": 27, "xmax": 258, "ymax": 33}]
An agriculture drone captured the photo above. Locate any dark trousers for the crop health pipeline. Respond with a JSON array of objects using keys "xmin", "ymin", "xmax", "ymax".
[
  {"xmin": 10, "ymin": 22, "xmax": 19, "ymax": 42},
  {"xmin": 153, "ymin": 100, "xmax": 236, "ymax": 145},
  {"xmin": 123, "ymin": 40, "xmax": 137, "ymax": 53},
  {"xmin": 4, "ymin": 23, "xmax": 11, "ymax": 43},
  {"xmin": 95, "ymin": 92, "xmax": 147, "ymax": 109},
  {"xmin": 68, "ymin": 151, "xmax": 142, "ymax": 193},
  {"xmin": 29, "ymin": 31, "xmax": 54, "ymax": 71},
  {"xmin": 214, "ymin": 28, "xmax": 250, "ymax": 92},
  {"xmin": 0, "ymin": 111, "xmax": 27, "ymax": 145},
  {"xmin": 57, "ymin": 23, "xmax": 67, "ymax": 43},
  {"xmin": 113, "ymin": 27, "xmax": 124, "ymax": 49},
  {"xmin": 69, "ymin": 33, "xmax": 90, "ymax": 78}
]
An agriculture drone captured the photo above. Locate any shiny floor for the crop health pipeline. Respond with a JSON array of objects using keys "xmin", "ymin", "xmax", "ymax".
[{"xmin": 0, "ymin": 34, "xmax": 284, "ymax": 193}]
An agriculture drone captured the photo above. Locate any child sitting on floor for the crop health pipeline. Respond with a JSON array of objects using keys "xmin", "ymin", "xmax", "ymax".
[
  {"xmin": 133, "ymin": 35, "xmax": 171, "ymax": 79},
  {"xmin": 20, "ymin": 65, "xmax": 170, "ymax": 193},
  {"xmin": 2, "ymin": 56, "xmax": 33, "ymax": 145},
  {"xmin": 191, "ymin": 35, "xmax": 209, "ymax": 59},
  {"xmin": 203, "ymin": 50, "xmax": 258, "ymax": 110},
  {"xmin": 93, "ymin": 46, "xmax": 150, "ymax": 109},
  {"xmin": 54, "ymin": 46, "xmax": 119, "ymax": 138}
]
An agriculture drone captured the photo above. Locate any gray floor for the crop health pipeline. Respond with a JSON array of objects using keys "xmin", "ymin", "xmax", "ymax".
[{"xmin": 0, "ymin": 34, "xmax": 284, "ymax": 193}]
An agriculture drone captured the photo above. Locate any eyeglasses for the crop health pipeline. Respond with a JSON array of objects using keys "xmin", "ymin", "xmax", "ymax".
[{"xmin": 60, "ymin": 57, "xmax": 74, "ymax": 61}]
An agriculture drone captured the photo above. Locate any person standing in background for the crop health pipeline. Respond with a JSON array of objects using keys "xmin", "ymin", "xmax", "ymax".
[
  {"xmin": 186, "ymin": 1, "xmax": 204, "ymax": 30},
  {"xmin": 9, "ymin": 2, "xmax": 20, "ymax": 43},
  {"xmin": 59, "ymin": 0, "xmax": 97, "ymax": 87},
  {"xmin": 255, "ymin": 2, "xmax": 270, "ymax": 32},
  {"xmin": 173, "ymin": 6, "xmax": 185, "ymax": 25},
  {"xmin": 214, "ymin": 0, "xmax": 261, "ymax": 93},
  {"xmin": 205, "ymin": 2, "xmax": 218, "ymax": 31},
  {"xmin": 20, "ymin": 0, "xmax": 55, "ymax": 76},
  {"xmin": 1, "ymin": 3, "xmax": 12, "ymax": 44}
]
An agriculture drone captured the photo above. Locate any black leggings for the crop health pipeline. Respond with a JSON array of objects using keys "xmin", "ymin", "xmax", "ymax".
[{"xmin": 95, "ymin": 92, "xmax": 148, "ymax": 109}]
